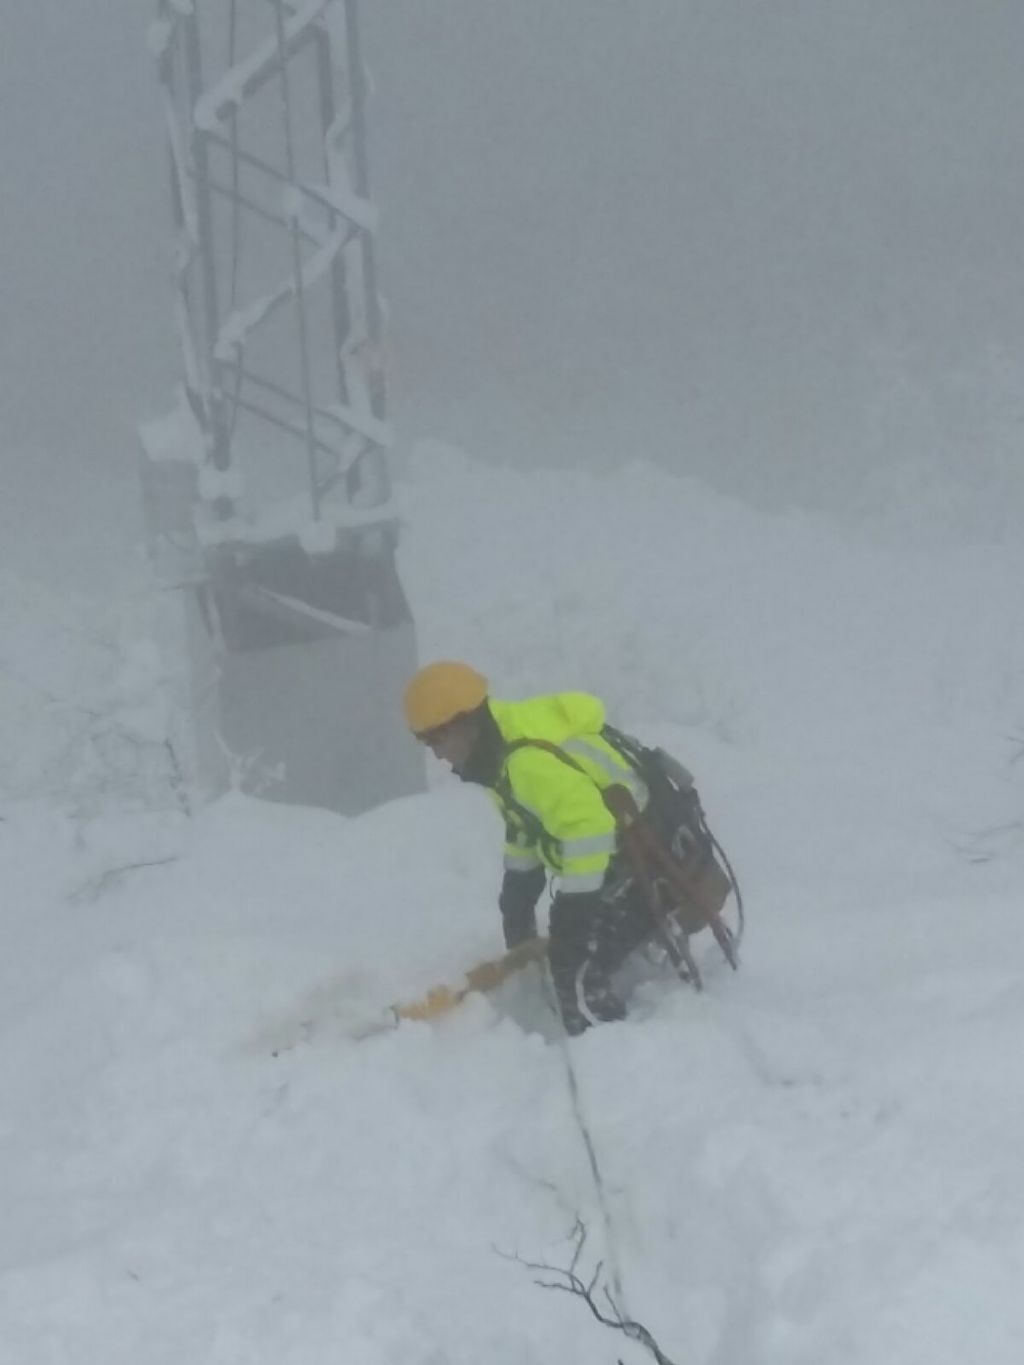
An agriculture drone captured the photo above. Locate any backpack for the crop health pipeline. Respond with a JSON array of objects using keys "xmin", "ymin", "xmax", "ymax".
[
  {"xmin": 601, "ymin": 726, "xmax": 738, "ymax": 938},
  {"xmin": 505, "ymin": 727, "xmax": 743, "ymax": 971}
]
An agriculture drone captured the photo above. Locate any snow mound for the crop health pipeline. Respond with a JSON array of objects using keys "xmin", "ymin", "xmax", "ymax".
[{"xmin": 1, "ymin": 448, "xmax": 1022, "ymax": 1362}]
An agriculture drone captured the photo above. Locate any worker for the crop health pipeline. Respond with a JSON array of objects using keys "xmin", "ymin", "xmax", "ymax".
[{"xmin": 402, "ymin": 660, "xmax": 696, "ymax": 1034}]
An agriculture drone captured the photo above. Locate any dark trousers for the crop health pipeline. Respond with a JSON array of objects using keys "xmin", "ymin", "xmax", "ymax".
[
  {"xmin": 503, "ymin": 795, "xmax": 712, "ymax": 1035},
  {"xmin": 546, "ymin": 786, "xmax": 713, "ymax": 1033},
  {"xmin": 547, "ymin": 869, "xmax": 655, "ymax": 1035}
]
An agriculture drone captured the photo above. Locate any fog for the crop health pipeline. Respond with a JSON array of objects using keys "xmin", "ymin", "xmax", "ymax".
[{"xmin": 3, "ymin": 1, "xmax": 1023, "ymax": 588}]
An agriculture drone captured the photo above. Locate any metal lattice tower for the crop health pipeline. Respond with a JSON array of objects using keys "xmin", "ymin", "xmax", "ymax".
[{"xmin": 142, "ymin": 0, "xmax": 423, "ymax": 814}]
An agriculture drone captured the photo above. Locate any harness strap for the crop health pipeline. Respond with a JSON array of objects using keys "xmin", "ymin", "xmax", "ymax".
[{"xmin": 504, "ymin": 738, "xmax": 735, "ymax": 966}]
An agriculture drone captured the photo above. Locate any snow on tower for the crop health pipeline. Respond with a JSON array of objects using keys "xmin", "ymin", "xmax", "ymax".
[{"xmin": 140, "ymin": 0, "xmax": 424, "ymax": 814}]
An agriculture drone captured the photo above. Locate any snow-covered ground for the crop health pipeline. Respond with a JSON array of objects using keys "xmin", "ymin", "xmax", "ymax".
[{"xmin": 1, "ymin": 448, "xmax": 1022, "ymax": 1363}]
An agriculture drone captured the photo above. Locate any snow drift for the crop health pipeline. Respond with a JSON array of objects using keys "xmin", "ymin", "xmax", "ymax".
[{"xmin": 1, "ymin": 448, "xmax": 1022, "ymax": 1363}]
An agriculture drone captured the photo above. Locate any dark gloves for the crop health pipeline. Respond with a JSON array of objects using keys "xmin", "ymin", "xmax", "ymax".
[
  {"xmin": 499, "ymin": 865, "xmax": 545, "ymax": 949},
  {"xmin": 502, "ymin": 904, "xmax": 537, "ymax": 950}
]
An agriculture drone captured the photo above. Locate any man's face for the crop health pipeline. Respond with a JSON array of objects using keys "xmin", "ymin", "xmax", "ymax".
[{"xmin": 420, "ymin": 712, "xmax": 479, "ymax": 771}]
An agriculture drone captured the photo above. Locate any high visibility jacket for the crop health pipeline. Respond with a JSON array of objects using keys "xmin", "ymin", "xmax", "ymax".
[{"xmin": 488, "ymin": 693, "xmax": 648, "ymax": 895}]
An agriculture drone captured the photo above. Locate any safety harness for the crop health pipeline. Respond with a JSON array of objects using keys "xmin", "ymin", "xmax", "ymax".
[{"xmin": 502, "ymin": 732, "xmax": 743, "ymax": 990}]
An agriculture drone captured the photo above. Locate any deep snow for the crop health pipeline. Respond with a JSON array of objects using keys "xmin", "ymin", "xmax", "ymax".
[{"xmin": 1, "ymin": 449, "xmax": 1022, "ymax": 1363}]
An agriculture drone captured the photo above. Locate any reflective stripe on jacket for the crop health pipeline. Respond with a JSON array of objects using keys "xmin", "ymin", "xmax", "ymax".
[{"xmin": 488, "ymin": 693, "xmax": 648, "ymax": 894}]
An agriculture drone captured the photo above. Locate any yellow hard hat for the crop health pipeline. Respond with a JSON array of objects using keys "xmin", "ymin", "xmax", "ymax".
[{"xmin": 403, "ymin": 661, "xmax": 488, "ymax": 735}]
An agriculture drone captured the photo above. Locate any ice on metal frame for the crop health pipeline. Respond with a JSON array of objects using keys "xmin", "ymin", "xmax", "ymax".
[
  {"xmin": 213, "ymin": 225, "xmax": 348, "ymax": 363},
  {"xmin": 193, "ymin": 0, "xmax": 332, "ymax": 132}
]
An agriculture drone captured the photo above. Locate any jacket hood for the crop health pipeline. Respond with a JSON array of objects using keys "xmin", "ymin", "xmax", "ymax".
[{"xmin": 489, "ymin": 692, "xmax": 607, "ymax": 746}]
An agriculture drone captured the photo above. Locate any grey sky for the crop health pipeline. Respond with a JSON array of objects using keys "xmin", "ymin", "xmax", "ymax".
[{"xmin": 2, "ymin": 2, "xmax": 1022, "ymax": 586}]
